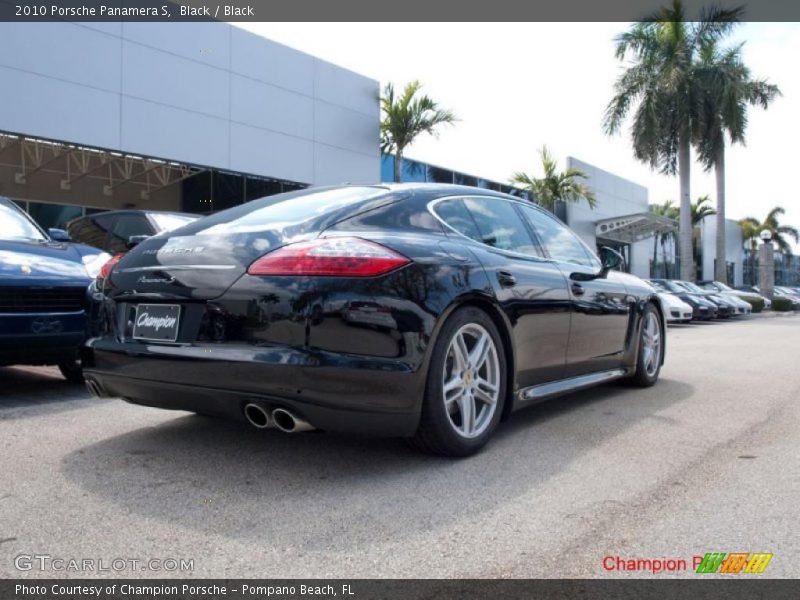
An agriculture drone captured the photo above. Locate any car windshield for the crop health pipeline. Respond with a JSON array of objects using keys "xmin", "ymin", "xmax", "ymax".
[
  {"xmin": 714, "ymin": 282, "xmax": 734, "ymax": 291},
  {"xmin": 149, "ymin": 212, "xmax": 197, "ymax": 233},
  {"xmin": 0, "ymin": 201, "xmax": 47, "ymax": 241},
  {"xmin": 679, "ymin": 281, "xmax": 705, "ymax": 293},
  {"xmin": 654, "ymin": 280, "xmax": 684, "ymax": 293}
]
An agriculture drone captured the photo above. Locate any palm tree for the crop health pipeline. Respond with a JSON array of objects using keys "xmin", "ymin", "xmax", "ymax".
[
  {"xmin": 738, "ymin": 216, "xmax": 761, "ymax": 285},
  {"xmin": 693, "ymin": 40, "xmax": 781, "ymax": 283},
  {"xmin": 742, "ymin": 207, "xmax": 800, "ymax": 254},
  {"xmin": 650, "ymin": 199, "xmax": 678, "ymax": 277},
  {"xmin": 511, "ymin": 146, "xmax": 596, "ymax": 212},
  {"xmin": 690, "ymin": 194, "xmax": 717, "ymax": 278},
  {"xmin": 380, "ymin": 81, "xmax": 457, "ymax": 183},
  {"xmin": 604, "ymin": 0, "xmax": 742, "ymax": 281}
]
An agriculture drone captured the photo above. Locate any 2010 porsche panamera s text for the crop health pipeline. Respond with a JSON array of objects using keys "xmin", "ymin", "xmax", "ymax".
[{"xmin": 84, "ymin": 183, "xmax": 665, "ymax": 456}]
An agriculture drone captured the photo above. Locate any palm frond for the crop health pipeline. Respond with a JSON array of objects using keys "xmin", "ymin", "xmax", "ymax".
[
  {"xmin": 380, "ymin": 80, "xmax": 457, "ymax": 168},
  {"xmin": 510, "ymin": 146, "xmax": 596, "ymax": 210}
]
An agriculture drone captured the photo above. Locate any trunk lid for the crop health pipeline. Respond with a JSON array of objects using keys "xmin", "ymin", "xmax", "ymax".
[{"xmin": 108, "ymin": 185, "xmax": 401, "ymax": 300}]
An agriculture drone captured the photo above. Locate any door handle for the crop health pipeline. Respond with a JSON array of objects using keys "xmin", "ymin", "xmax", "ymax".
[
  {"xmin": 571, "ymin": 282, "xmax": 585, "ymax": 296},
  {"xmin": 496, "ymin": 270, "xmax": 517, "ymax": 288}
]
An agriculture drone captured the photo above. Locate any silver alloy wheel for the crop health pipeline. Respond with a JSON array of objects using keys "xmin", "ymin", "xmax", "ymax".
[
  {"xmin": 641, "ymin": 311, "xmax": 662, "ymax": 377},
  {"xmin": 442, "ymin": 323, "xmax": 500, "ymax": 439}
]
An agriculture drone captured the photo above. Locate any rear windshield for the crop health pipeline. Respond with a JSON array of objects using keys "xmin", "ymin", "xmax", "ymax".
[
  {"xmin": 181, "ymin": 186, "xmax": 389, "ymax": 237},
  {"xmin": 149, "ymin": 213, "xmax": 197, "ymax": 233}
]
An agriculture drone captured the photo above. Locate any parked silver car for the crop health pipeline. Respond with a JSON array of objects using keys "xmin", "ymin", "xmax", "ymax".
[{"xmin": 702, "ymin": 281, "xmax": 770, "ymax": 310}]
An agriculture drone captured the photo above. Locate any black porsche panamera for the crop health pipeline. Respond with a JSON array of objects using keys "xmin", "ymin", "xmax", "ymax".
[{"xmin": 85, "ymin": 183, "xmax": 665, "ymax": 456}]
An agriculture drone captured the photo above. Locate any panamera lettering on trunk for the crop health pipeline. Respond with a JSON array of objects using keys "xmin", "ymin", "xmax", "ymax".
[{"xmin": 133, "ymin": 304, "xmax": 180, "ymax": 342}]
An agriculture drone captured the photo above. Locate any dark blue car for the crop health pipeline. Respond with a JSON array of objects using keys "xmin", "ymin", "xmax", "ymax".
[{"xmin": 0, "ymin": 197, "xmax": 109, "ymax": 381}]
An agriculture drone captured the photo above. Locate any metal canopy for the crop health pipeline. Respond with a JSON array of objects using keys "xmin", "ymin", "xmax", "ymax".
[
  {"xmin": 0, "ymin": 132, "xmax": 206, "ymax": 201},
  {"xmin": 595, "ymin": 212, "xmax": 677, "ymax": 244}
]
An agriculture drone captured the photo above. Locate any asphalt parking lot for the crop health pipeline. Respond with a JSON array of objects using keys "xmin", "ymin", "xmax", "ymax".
[{"xmin": 1, "ymin": 314, "xmax": 799, "ymax": 578}]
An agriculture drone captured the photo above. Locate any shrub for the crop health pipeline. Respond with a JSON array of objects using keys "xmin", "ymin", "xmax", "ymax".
[
  {"xmin": 772, "ymin": 296, "xmax": 794, "ymax": 312},
  {"xmin": 743, "ymin": 296, "xmax": 764, "ymax": 313}
]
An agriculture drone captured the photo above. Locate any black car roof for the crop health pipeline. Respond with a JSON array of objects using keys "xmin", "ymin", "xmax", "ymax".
[{"xmin": 378, "ymin": 182, "xmax": 521, "ymax": 200}]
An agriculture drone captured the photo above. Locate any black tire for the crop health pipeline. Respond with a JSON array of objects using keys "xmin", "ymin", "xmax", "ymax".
[
  {"xmin": 628, "ymin": 303, "xmax": 663, "ymax": 387},
  {"xmin": 58, "ymin": 359, "xmax": 84, "ymax": 383},
  {"xmin": 409, "ymin": 306, "xmax": 507, "ymax": 457}
]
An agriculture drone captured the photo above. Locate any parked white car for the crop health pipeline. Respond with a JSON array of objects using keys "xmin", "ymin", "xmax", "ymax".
[
  {"xmin": 723, "ymin": 293, "xmax": 753, "ymax": 315},
  {"xmin": 656, "ymin": 291, "xmax": 694, "ymax": 323}
]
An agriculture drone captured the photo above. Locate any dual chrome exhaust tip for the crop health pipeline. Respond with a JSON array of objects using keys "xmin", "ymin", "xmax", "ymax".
[
  {"xmin": 84, "ymin": 384, "xmax": 314, "ymax": 434},
  {"xmin": 243, "ymin": 403, "xmax": 272, "ymax": 429},
  {"xmin": 243, "ymin": 403, "xmax": 315, "ymax": 433}
]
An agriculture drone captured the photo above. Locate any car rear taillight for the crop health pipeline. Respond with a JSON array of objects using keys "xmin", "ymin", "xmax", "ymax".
[
  {"xmin": 247, "ymin": 237, "xmax": 410, "ymax": 277},
  {"xmin": 98, "ymin": 253, "xmax": 124, "ymax": 279}
]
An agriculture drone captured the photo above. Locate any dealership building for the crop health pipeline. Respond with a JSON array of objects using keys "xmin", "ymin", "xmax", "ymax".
[
  {"xmin": 0, "ymin": 21, "xmax": 744, "ymax": 284},
  {"xmin": 0, "ymin": 21, "xmax": 380, "ymax": 226}
]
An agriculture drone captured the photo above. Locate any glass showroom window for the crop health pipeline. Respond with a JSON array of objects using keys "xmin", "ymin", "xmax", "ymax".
[{"xmin": 27, "ymin": 201, "xmax": 83, "ymax": 231}]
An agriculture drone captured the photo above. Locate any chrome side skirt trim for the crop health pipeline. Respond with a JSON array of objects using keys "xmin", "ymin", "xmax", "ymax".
[{"xmin": 517, "ymin": 368, "xmax": 628, "ymax": 404}]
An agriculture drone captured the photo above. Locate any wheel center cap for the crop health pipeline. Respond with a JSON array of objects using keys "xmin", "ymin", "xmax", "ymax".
[{"xmin": 464, "ymin": 371, "xmax": 473, "ymax": 386}]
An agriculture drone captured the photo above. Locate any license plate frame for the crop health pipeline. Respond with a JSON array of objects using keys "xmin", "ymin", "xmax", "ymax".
[{"xmin": 132, "ymin": 303, "xmax": 181, "ymax": 342}]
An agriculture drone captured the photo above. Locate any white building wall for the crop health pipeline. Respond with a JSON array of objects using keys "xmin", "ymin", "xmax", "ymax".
[
  {"xmin": 700, "ymin": 217, "xmax": 745, "ymax": 286},
  {"xmin": 0, "ymin": 22, "xmax": 379, "ymax": 186},
  {"xmin": 565, "ymin": 157, "xmax": 652, "ymax": 278}
]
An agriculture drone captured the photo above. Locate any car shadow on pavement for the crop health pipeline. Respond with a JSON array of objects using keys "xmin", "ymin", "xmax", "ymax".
[
  {"xmin": 0, "ymin": 366, "xmax": 106, "ymax": 419},
  {"xmin": 60, "ymin": 378, "xmax": 692, "ymax": 550}
]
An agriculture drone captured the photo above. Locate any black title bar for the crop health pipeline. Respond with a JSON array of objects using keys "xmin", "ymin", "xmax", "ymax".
[
  {"xmin": 2, "ymin": 0, "xmax": 800, "ymax": 21},
  {"xmin": 3, "ymin": 579, "xmax": 800, "ymax": 600}
]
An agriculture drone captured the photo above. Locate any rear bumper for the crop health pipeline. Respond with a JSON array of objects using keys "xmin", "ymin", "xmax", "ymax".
[
  {"xmin": 691, "ymin": 306, "xmax": 713, "ymax": 320},
  {"xmin": 84, "ymin": 338, "xmax": 424, "ymax": 437},
  {"xmin": 0, "ymin": 311, "xmax": 86, "ymax": 366}
]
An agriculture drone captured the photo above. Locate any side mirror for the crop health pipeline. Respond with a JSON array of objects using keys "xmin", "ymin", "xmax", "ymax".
[
  {"xmin": 570, "ymin": 246, "xmax": 625, "ymax": 281},
  {"xmin": 127, "ymin": 234, "xmax": 151, "ymax": 249},
  {"xmin": 48, "ymin": 228, "xmax": 71, "ymax": 242},
  {"xmin": 599, "ymin": 246, "xmax": 624, "ymax": 276}
]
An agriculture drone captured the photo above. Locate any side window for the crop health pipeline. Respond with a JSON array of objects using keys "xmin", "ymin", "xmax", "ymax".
[
  {"xmin": 518, "ymin": 204, "xmax": 599, "ymax": 267},
  {"xmin": 71, "ymin": 214, "xmax": 116, "ymax": 252},
  {"xmin": 434, "ymin": 198, "xmax": 482, "ymax": 241},
  {"xmin": 460, "ymin": 197, "xmax": 541, "ymax": 256},
  {"xmin": 108, "ymin": 215, "xmax": 153, "ymax": 253},
  {"xmin": 65, "ymin": 217, "xmax": 86, "ymax": 241}
]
